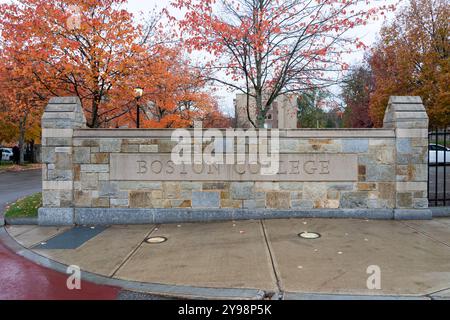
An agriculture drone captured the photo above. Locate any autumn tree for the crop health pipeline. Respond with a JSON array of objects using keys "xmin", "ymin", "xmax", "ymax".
[
  {"xmin": 172, "ymin": 0, "xmax": 389, "ymax": 128},
  {"xmin": 115, "ymin": 46, "xmax": 229, "ymax": 128},
  {"xmin": 341, "ymin": 65, "xmax": 374, "ymax": 128},
  {"xmin": 297, "ymin": 89, "xmax": 327, "ymax": 128},
  {"xmin": 0, "ymin": 53, "xmax": 47, "ymax": 164},
  {"xmin": 297, "ymin": 89, "xmax": 343, "ymax": 128},
  {"xmin": 368, "ymin": 0, "xmax": 449, "ymax": 127},
  {"xmin": 0, "ymin": 103, "xmax": 19, "ymax": 147},
  {"xmin": 0, "ymin": 120, "xmax": 17, "ymax": 146},
  {"xmin": 1, "ymin": 0, "xmax": 227, "ymax": 135},
  {"xmin": 0, "ymin": 0, "xmax": 150, "ymax": 128}
]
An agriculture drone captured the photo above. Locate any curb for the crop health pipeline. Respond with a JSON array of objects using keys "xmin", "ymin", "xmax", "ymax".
[
  {"xmin": 431, "ymin": 207, "xmax": 450, "ymax": 217},
  {"xmin": 38, "ymin": 208, "xmax": 400, "ymax": 226},
  {"xmin": 25, "ymin": 207, "xmax": 448, "ymax": 226},
  {"xmin": 5, "ymin": 217, "xmax": 38, "ymax": 225},
  {"xmin": 0, "ymin": 166, "xmax": 42, "ymax": 174},
  {"xmin": 0, "ymin": 227, "xmax": 265, "ymax": 300}
]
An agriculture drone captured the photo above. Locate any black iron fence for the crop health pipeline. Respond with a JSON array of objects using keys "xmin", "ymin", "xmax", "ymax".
[{"xmin": 428, "ymin": 128, "xmax": 449, "ymax": 207}]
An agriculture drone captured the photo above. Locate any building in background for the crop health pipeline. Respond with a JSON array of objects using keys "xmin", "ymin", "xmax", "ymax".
[{"xmin": 234, "ymin": 93, "xmax": 298, "ymax": 129}]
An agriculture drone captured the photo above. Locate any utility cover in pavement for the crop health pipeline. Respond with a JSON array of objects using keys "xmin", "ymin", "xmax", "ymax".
[{"xmin": 32, "ymin": 226, "xmax": 108, "ymax": 250}]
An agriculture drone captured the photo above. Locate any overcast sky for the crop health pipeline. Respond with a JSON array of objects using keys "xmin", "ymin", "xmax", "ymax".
[
  {"xmin": 126, "ymin": 0, "xmax": 401, "ymax": 114},
  {"xmin": 1, "ymin": 0, "xmax": 402, "ymax": 114}
]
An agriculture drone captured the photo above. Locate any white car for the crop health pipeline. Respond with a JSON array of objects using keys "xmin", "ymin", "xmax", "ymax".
[
  {"xmin": 429, "ymin": 144, "xmax": 450, "ymax": 164},
  {"xmin": 1, "ymin": 148, "xmax": 13, "ymax": 161}
]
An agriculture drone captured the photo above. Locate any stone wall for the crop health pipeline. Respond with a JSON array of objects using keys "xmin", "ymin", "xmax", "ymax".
[
  {"xmin": 383, "ymin": 96, "xmax": 430, "ymax": 219},
  {"xmin": 39, "ymin": 96, "xmax": 431, "ymax": 225}
]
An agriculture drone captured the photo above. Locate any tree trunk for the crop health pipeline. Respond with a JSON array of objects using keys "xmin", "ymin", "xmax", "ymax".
[
  {"xmin": 245, "ymin": 91, "xmax": 257, "ymax": 128},
  {"xmin": 255, "ymin": 90, "xmax": 265, "ymax": 128},
  {"xmin": 18, "ymin": 117, "xmax": 26, "ymax": 165},
  {"xmin": 255, "ymin": 1, "xmax": 265, "ymax": 128},
  {"xmin": 30, "ymin": 139, "xmax": 35, "ymax": 163},
  {"xmin": 90, "ymin": 97, "xmax": 99, "ymax": 128}
]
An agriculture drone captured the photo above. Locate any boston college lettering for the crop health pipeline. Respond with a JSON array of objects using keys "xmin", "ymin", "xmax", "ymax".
[
  {"xmin": 110, "ymin": 154, "xmax": 357, "ymax": 182},
  {"xmin": 136, "ymin": 159, "xmax": 331, "ymax": 176}
]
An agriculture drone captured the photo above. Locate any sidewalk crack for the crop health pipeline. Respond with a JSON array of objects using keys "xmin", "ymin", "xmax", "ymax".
[
  {"xmin": 260, "ymin": 220, "xmax": 283, "ymax": 299},
  {"xmin": 109, "ymin": 224, "xmax": 159, "ymax": 278},
  {"xmin": 424, "ymin": 286, "xmax": 450, "ymax": 300},
  {"xmin": 401, "ymin": 221, "xmax": 450, "ymax": 249}
]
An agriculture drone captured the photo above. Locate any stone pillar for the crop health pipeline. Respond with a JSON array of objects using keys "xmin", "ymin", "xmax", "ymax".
[
  {"xmin": 383, "ymin": 96, "xmax": 432, "ymax": 219},
  {"xmin": 39, "ymin": 97, "xmax": 86, "ymax": 225}
]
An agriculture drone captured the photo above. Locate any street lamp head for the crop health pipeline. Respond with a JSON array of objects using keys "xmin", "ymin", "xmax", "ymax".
[{"xmin": 134, "ymin": 87, "xmax": 144, "ymax": 99}]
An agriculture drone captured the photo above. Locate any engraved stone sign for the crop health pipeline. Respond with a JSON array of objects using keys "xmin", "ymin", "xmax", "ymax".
[{"xmin": 110, "ymin": 154, "xmax": 358, "ymax": 181}]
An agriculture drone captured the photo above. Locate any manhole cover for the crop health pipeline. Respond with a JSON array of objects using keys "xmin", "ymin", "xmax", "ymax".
[
  {"xmin": 298, "ymin": 232, "xmax": 321, "ymax": 239},
  {"xmin": 145, "ymin": 236, "xmax": 168, "ymax": 244}
]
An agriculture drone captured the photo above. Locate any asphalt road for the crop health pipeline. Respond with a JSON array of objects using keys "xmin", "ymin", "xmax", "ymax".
[
  {"xmin": 0, "ymin": 235, "xmax": 121, "ymax": 300},
  {"xmin": 0, "ymin": 169, "xmax": 42, "ymax": 223}
]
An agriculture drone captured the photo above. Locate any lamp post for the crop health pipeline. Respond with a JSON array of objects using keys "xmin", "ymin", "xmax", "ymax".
[{"xmin": 134, "ymin": 87, "xmax": 144, "ymax": 128}]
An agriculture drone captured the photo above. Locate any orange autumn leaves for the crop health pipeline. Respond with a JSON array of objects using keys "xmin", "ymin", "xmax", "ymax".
[
  {"xmin": 114, "ymin": 46, "xmax": 230, "ymax": 129},
  {"xmin": 0, "ymin": 0, "xmax": 228, "ymax": 131},
  {"xmin": 0, "ymin": 53, "xmax": 47, "ymax": 144},
  {"xmin": 368, "ymin": 0, "xmax": 449, "ymax": 128}
]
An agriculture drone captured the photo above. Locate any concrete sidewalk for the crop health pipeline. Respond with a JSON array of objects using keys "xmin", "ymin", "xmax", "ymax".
[{"xmin": 2, "ymin": 218, "xmax": 450, "ymax": 300}]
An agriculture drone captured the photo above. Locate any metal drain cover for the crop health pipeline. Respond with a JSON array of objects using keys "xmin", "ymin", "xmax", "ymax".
[
  {"xmin": 298, "ymin": 232, "xmax": 321, "ymax": 239},
  {"xmin": 145, "ymin": 236, "xmax": 168, "ymax": 244}
]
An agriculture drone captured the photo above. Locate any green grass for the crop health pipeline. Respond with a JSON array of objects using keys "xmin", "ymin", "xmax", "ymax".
[{"xmin": 4, "ymin": 193, "xmax": 42, "ymax": 219}]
